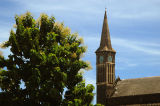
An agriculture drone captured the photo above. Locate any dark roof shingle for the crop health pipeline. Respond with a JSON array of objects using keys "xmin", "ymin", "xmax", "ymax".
[{"xmin": 112, "ymin": 76, "xmax": 160, "ymax": 97}]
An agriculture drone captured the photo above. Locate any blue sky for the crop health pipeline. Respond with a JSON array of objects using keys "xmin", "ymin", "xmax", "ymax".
[{"xmin": 1, "ymin": 0, "xmax": 160, "ymax": 104}]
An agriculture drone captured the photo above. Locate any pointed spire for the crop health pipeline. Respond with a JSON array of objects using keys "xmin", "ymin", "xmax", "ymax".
[
  {"xmin": 96, "ymin": 9, "xmax": 115, "ymax": 53},
  {"xmin": 100, "ymin": 9, "xmax": 112, "ymax": 49}
]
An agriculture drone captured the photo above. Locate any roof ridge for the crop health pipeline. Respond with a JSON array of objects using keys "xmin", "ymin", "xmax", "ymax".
[{"xmin": 121, "ymin": 76, "xmax": 160, "ymax": 81}]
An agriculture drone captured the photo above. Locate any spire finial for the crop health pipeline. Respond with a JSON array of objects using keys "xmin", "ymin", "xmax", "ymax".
[{"xmin": 104, "ymin": 8, "xmax": 107, "ymax": 17}]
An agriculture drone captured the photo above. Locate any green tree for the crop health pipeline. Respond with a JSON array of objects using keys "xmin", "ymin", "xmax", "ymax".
[{"xmin": 0, "ymin": 12, "xmax": 94, "ymax": 106}]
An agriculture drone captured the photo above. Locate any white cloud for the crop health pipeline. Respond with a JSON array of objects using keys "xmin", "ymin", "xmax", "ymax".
[
  {"xmin": 83, "ymin": 36, "xmax": 160, "ymax": 70},
  {"xmin": 0, "ymin": 29, "xmax": 10, "ymax": 40},
  {"xmin": 10, "ymin": 0, "xmax": 102, "ymax": 15},
  {"xmin": 109, "ymin": 0, "xmax": 160, "ymax": 20},
  {"xmin": 83, "ymin": 36, "xmax": 160, "ymax": 55},
  {"xmin": 113, "ymin": 38, "xmax": 160, "ymax": 55}
]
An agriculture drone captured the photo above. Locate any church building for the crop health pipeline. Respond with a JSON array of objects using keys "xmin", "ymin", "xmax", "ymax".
[{"xmin": 95, "ymin": 10, "xmax": 160, "ymax": 106}]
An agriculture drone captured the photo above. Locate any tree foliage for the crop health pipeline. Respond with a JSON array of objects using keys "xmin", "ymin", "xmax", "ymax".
[{"xmin": 0, "ymin": 12, "xmax": 94, "ymax": 106}]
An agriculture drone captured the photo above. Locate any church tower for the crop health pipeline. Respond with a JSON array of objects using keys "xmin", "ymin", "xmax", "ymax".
[{"xmin": 95, "ymin": 9, "xmax": 116, "ymax": 105}]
